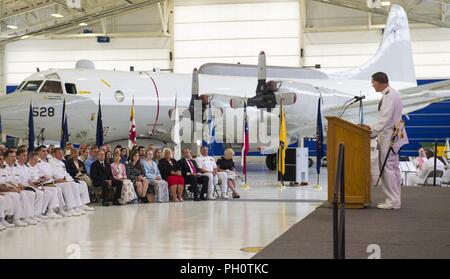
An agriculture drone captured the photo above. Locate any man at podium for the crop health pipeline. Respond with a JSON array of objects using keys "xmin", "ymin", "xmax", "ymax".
[{"xmin": 368, "ymin": 72, "xmax": 409, "ymax": 210}]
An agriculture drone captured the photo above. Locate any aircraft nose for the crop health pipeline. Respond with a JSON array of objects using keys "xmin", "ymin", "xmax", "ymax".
[{"xmin": 0, "ymin": 93, "xmax": 29, "ymax": 138}]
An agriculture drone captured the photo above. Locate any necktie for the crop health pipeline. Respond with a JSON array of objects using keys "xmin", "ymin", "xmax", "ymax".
[{"xmin": 188, "ymin": 159, "xmax": 197, "ymax": 174}]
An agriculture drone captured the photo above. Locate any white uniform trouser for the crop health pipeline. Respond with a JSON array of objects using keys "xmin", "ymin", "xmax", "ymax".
[
  {"xmin": 56, "ymin": 182, "xmax": 77, "ymax": 210},
  {"xmin": 69, "ymin": 180, "xmax": 90, "ymax": 206},
  {"xmin": 20, "ymin": 190, "xmax": 35, "ymax": 218},
  {"xmin": 0, "ymin": 195, "xmax": 14, "ymax": 219},
  {"xmin": 39, "ymin": 189, "xmax": 52, "ymax": 215},
  {"xmin": 4, "ymin": 192, "xmax": 24, "ymax": 220},
  {"xmin": 32, "ymin": 190, "xmax": 45, "ymax": 217},
  {"xmin": 43, "ymin": 187, "xmax": 61, "ymax": 211},
  {"xmin": 378, "ymin": 132, "xmax": 402, "ymax": 206},
  {"xmin": 202, "ymin": 172, "xmax": 228, "ymax": 195}
]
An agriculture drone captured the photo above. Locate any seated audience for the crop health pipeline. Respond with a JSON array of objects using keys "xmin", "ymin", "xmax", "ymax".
[
  {"xmin": 105, "ymin": 150, "xmax": 113, "ymax": 164},
  {"xmin": 407, "ymin": 148, "xmax": 445, "ymax": 186},
  {"xmin": 216, "ymin": 148, "xmax": 241, "ymax": 198},
  {"xmin": 120, "ymin": 148, "xmax": 128, "ymax": 164},
  {"xmin": 154, "ymin": 149, "xmax": 163, "ymax": 162},
  {"xmin": 111, "ymin": 152, "xmax": 137, "ymax": 204},
  {"xmin": 179, "ymin": 148, "xmax": 209, "ymax": 201},
  {"xmin": 84, "ymin": 146, "xmax": 99, "ymax": 175},
  {"xmin": 196, "ymin": 146, "xmax": 230, "ymax": 199},
  {"xmin": 142, "ymin": 149, "xmax": 169, "ymax": 202},
  {"xmin": 65, "ymin": 149, "xmax": 93, "ymax": 188},
  {"xmin": 50, "ymin": 148, "xmax": 93, "ymax": 213},
  {"xmin": 90, "ymin": 150, "xmax": 122, "ymax": 206},
  {"xmin": 415, "ymin": 147, "xmax": 428, "ymax": 170},
  {"xmin": 158, "ymin": 148, "xmax": 184, "ymax": 202},
  {"xmin": 126, "ymin": 150, "xmax": 149, "ymax": 203}
]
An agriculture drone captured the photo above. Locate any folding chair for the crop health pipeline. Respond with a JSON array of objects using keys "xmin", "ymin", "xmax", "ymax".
[{"xmin": 419, "ymin": 170, "xmax": 444, "ymax": 186}]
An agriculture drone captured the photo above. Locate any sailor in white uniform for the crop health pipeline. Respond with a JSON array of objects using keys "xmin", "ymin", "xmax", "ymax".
[
  {"xmin": 369, "ymin": 72, "xmax": 409, "ymax": 210},
  {"xmin": 407, "ymin": 149, "xmax": 445, "ymax": 186},
  {"xmin": 27, "ymin": 151, "xmax": 62, "ymax": 219},
  {"xmin": 1, "ymin": 150, "xmax": 38, "ymax": 225},
  {"xmin": 195, "ymin": 146, "xmax": 228, "ymax": 199},
  {"xmin": 36, "ymin": 146, "xmax": 72, "ymax": 217},
  {"xmin": 50, "ymin": 148, "xmax": 93, "ymax": 214},
  {"xmin": 15, "ymin": 149, "xmax": 47, "ymax": 221}
]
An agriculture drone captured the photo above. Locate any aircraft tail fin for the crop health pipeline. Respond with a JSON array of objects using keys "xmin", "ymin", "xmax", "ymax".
[{"xmin": 331, "ymin": 5, "xmax": 416, "ymax": 85}]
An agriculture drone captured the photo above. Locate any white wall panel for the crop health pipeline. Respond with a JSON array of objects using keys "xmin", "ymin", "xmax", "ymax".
[
  {"xmin": 304, "ymin": 28, "xmax": 450, "ymax": 79},
  {"xmin": 5, "ymin": 37, "xmax": 170, "ymax": 85},
  {"xmin": 173, "ymin": 1, "xmax": 300, "ymax": 73}
]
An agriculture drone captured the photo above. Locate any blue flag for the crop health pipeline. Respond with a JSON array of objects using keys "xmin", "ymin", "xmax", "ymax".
[
  {"xmin": 28, "ymin": 102, "xmax": 35, "ymax": 152},
  {"xmin": 96, "ymin": 98, "xmax": 104, "ymax": 147},
  {"xmin": 316, "ymin": 97, "xmax": 324, "ymax": 175},
  {"xmin": 60, "ymin": 99, "xmax": 69, "ymax": 149}
]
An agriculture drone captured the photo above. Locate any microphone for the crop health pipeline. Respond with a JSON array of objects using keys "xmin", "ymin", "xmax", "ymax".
[
  {"xmin": 354, "ymin": 95, "xmax": 366, "ymax": 102},
  {"xmin": 338, "ymin": 96, "xmax": 366, "ymax": 118}
]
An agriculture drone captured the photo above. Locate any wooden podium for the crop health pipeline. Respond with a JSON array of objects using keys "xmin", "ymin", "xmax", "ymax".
[{"xmin": 326, "ymin": 117, "xmax": 371, "ymax": 209}]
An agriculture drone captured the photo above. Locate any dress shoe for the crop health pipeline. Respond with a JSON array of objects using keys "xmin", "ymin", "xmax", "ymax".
[
  {"xmin": 81, "ymin": 205, "xmax": 95, "ymax": 211},
  {"xmin": 14, "ymin": 220, "xmax": 28, "ymax": 227},
  {"xmin": 376, "ymin": 202, "xmax": 401, "ymax": 210},
  {"xmin": 38, "ymin": 214, "xmax": 49, "ymax": 220},
  {"xmin": 68, "ymin": 209, "xmax": 81, "ymax": 216},
  {"xmin": 113, "ymin": 200, "xmax": 122, "ymax": 206},
  {"xmin": 47, "ymin": 211, "xmax": 63, "ymax": 219},
  {"xmin": 23, "ymin": 218, "xmax": 38, "ymax": 225},
  {"xmin": 60, "ymin": 210, "xmax": 71, "ymax": 217},
  {"xmin": 102, "ymin": 201, "xmax": 111, "ymax": 207},
  {"xmin": 221, "ymin": 193, "xmax": 229, "ymax": 199},
  {"xmin": 1, "ymin": 220, "xmax": 15, "ymax": 228}
]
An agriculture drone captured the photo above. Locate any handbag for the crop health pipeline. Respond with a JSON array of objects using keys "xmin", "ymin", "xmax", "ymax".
[{"xmin": 119, "ymin": 179, "xmax": 138, "ymax": 205}]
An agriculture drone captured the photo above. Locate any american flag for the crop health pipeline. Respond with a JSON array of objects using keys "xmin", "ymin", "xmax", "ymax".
[
  {"xmin": 128, "ymin": 97, "xmax": 137, "ymax": 150},
  {"xmin": 241, "ymin": 103, "xmax": 249, "ymax": 176}
]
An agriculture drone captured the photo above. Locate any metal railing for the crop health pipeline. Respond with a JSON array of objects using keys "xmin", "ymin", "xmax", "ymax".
[{"xmin": 333, "ymin": 144, "xmax": 345, "ymax": 259}]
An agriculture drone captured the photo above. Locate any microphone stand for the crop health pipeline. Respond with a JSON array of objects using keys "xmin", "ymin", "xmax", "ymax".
[{"xmin": 338, "ymin": 99, "xmax": 358, "ymax": 118}]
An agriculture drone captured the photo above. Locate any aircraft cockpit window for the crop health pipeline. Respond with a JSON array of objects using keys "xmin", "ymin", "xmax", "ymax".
[
  {"xmin": 65, "ymin": 83, "xmax": 77, "ymax": 95},
  {"xmin": 45, "ymin": 73, "xmax": 60, "ymax": 80},
  {"xmin": 17, "ymin": 81, "xmax": 26, "ymax": 91},
  {"xmin": 40, "ymin": 81, "xmax": 63, "ymax": 94},
  {"xmin": 22, "ymin": 80, "xmax": 43, "ymax": 92}
]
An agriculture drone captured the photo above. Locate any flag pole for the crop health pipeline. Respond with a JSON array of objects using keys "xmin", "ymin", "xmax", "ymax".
[
  {"xmin": 314, "ymin": 96, "xmax": 324, "ymax": 191},
  {"xmin": 277, "ymin": 98, "xmax": 286, "ymax": 190},
  {"xmin": 242, "ymin": 101, "xmax": 250, "ymax": 190}
]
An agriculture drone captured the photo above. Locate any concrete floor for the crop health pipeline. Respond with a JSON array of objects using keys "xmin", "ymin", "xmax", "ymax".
[{"xmin": 0, "ymin": 162, "xmax": 327, "ymax": 259}]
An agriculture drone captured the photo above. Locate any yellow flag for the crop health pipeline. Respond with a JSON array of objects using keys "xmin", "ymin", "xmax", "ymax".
[{"xmin": 278, "ymin": 101, "xmax": 287, "ymax": 175}]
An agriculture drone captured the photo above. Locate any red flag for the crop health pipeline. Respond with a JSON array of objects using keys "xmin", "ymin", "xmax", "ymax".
[{"xmin": 128, "ymin": 97, "xmax": 137, "ymax": 150}]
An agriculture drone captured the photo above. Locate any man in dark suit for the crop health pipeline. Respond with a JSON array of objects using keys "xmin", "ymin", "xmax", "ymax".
[
  {"xmin": 89, "ymin": 150, "xmax": 122, "ymax": 206},
  {"xmin": 178, "ymin": 148, "xmax": 208, "ymax": 201}
]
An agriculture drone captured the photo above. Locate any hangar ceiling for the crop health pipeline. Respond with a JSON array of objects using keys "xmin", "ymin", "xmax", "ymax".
[
  {"xmin": 310, "ymin": 0, "xmax": 450, "ymax": 28},
  {"xmin": 0, "ymin": 0, "xmax": 449, "ymax": 45},
  {"xmin": 0, "ymin": 0, "xmax": 169, "ymax": 43}
]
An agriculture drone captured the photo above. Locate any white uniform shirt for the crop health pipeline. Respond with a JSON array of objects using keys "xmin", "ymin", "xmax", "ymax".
[
  {"xmin": 195, "ymin": 155, "xmax": 218, "ymax": 172},
  {"xmin": 2, "ymin": 164, "xmax": 22, "ymax": 186},
  {"xmin": 50, "ymin": 158, "xmax": 73, "ymax": 182},
  {"xmin": 26, "ymin": 163, "xmax": 42, "ymax": 184},
  {"xmin": 417, "ymin": 157, "xmax": 445, "ymax": 179},
  {"xmin": 37, "ymin": 158, "xmax": 54, "ymax": 182},
  {"xmin": 372, "ymin": 86, "xmax": 409, "ymax": 152},
  {"xmin": 0, "ymin": 165, "xmax": 7, "ymax": 185},
  {"xmin": 16, "ymin": 164, "xmax": 32, "ymax": 186}
]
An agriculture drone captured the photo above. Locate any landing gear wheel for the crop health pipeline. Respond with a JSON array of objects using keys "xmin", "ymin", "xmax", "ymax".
[{"xmin": 266, "ymin": 154, "xmax": 277, "ymax": 171}]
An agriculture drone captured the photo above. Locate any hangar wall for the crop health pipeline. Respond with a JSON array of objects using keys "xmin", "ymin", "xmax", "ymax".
[
  {"xmin": 4, "ymin": 37, "xmax": 171, "ymax": 88},
  {"xmin": 172, "ymin": 0, "xmax": 300, "ymax": 73},
  {"xmin": 305, "ymin": 28, "xmax": 450, "ymax": 79}
]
